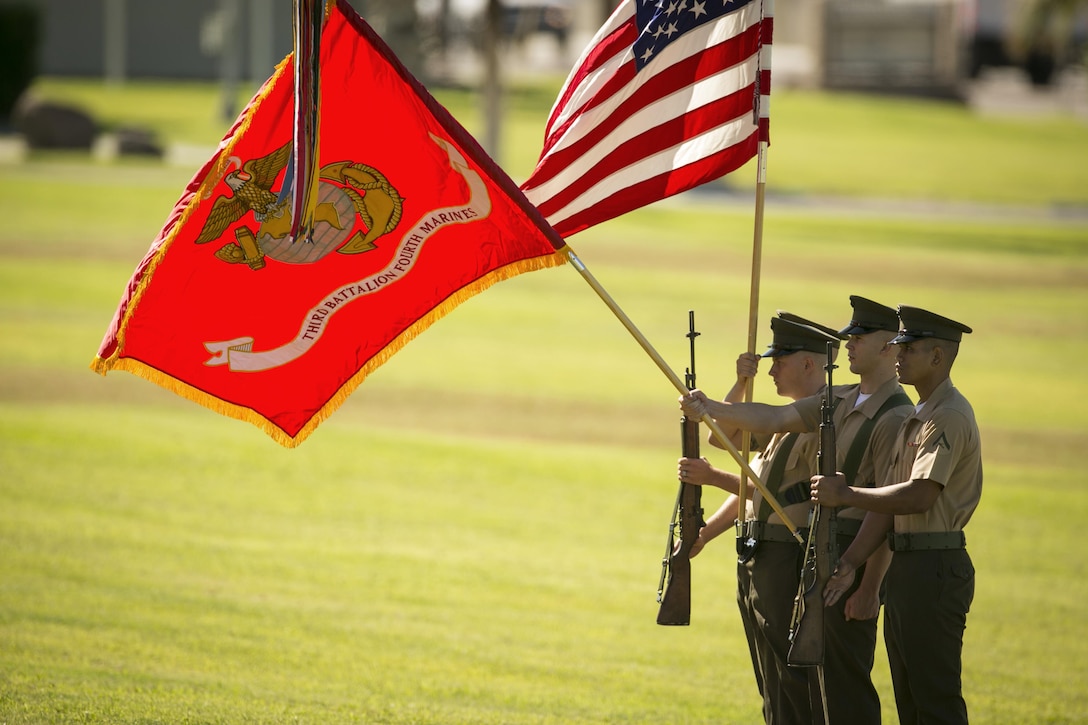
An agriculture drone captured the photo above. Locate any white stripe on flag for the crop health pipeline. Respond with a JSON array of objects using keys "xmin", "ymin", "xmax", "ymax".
[
  {"xmin": 522, "ymin": 0, "xmax": 771, "ymax": 237},
  {"xmin": 524, "ymin": 57, "xmax": 759, "ymax": 205},
  {"xmin": 543, "ymin": 6, "xmax": 762, "ymax": 158},
  {"xmin": 538, "ymin": 116, "xmax": 755, "ymax": 231}
]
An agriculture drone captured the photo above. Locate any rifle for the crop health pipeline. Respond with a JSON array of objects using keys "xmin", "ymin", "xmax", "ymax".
[
  {"xmin": 787, "ymin": 340, "xmax": 838, "ymax": 719},
  {"xmin": 656, "ymin": 310, "xmax": 706, "ymax": 626}
]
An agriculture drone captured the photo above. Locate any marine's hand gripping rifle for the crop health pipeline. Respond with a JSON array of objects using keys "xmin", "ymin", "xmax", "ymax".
[
  {"xmin": 656, "ymin": 311, "xmax": 706, "ymax": 626},
  {"xmin": 788, "ymin": 340, "xmax": 839, "ymax": 667}
]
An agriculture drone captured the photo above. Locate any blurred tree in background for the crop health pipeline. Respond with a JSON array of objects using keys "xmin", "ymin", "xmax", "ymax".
[
  {"xmin": 0, "ymin": 3, "xmax": 39, "ymax": 126},
  {"xmin": 1015, "ymin": 0, "xmax": 1088, "ymax": 84},
  {"xmin": 354, "ymin": 0, "xmax": 423, "ymax": 79}
]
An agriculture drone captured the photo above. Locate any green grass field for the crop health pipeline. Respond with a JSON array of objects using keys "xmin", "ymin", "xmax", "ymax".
[{"xmin": 1, "ymin": 76, "xmax": 1087, "ymax": 723}]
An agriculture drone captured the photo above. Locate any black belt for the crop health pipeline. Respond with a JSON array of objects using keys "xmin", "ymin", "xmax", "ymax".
[
  {"xmin": 743, "ymin": 516, "xmax": 864, "ymax": 544},
  {"xmin": 888, "ymin": 531, "xmax": 966, "ymax": 552},
  {"xmin": 743, "ymin": 521, "xmax": 806, "ymax": 544}
]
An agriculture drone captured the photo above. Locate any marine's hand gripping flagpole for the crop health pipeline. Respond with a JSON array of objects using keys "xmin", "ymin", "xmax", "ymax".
[{"xmin": 561, "ymin": 245, "xmax": 802, "ymax": 541}]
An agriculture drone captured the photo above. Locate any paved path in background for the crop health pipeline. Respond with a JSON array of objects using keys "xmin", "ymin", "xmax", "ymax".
[
  {"xmin": 670, "ymin": 187, "xmax": 1088, "ymax": 225},
  {"xmin": 966, "ymin": 66, "xmax": 1088, "ymax": 121},
  {"xmin": 644, "ymin": 66, "xmax": 1088, "ymax": 226},
  {"xmin": 3, "ymin": 64, "xmax": 1082, "ymax": 227}
]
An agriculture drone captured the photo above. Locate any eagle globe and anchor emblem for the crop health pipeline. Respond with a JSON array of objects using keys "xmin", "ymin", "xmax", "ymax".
[
  {"xmin": 195, "ymin": 134, "xmax": 495, "ymax": 373},
  {"xmin": 195, "ymin": 141, "xmax": 404, "ymax": 268}
]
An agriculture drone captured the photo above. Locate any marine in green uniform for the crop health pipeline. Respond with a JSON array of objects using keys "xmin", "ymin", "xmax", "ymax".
[
  {"xmin": 683, "ymin": 297, "xmax": 914, "ymax": 725},
  {"xmin": 812, "ymin": 306, "xmax": 981, "ymax": 725},
  {"xmin": 679, "ymin": 315, "xmax": 839, "ymax": 724},
  {"xmin": 790, "ymin": 298, "xmax": 914, "ymax": 724}
]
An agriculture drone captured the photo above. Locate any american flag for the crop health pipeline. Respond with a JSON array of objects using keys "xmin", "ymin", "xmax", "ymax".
[{"xmin": 520, "ymin": 0, "xmax": 772, "ymax": 238}]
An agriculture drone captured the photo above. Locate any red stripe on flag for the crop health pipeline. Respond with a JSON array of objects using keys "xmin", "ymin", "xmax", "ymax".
[
  {"xmin": 524, "ymin": 23, "xmax": 762, "ymax": 193},
  {"xmin": 553, "ymin": 136, "xmax": 759, "ymax": 238},
  {"xmin": 539, "ymin": 24, "xmax": 638, "ymax": 159},
  {"xmin": 521, "ymin": 0, "xmax": 771, "ymax": 237},
  {"xmin": 530, "ymin": 87, "xmax": 758, "ymax": 219}
]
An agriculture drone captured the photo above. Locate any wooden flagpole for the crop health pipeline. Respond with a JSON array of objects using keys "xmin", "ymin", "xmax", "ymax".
[
  {"xmin": 560, "ymin": 244, "xmax": 802, "ymax": 542},
  {"xmin": 739, "ymin": 0, "xmax": 775, "ymax": 537},
  {"xmin": 738, "ymin": 140, "xmax": 768, "ymax": 536}
]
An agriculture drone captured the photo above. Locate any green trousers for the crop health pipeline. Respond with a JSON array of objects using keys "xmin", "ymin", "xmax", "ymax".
[{"xmin": 885, "ymin": 548, "xmax": 975, "ymax": 725}]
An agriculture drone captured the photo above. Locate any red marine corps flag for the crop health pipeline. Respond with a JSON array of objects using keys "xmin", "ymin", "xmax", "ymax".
[{"xmin": 91, "ymin": 0, "xmax": 566, "ymax": 447}]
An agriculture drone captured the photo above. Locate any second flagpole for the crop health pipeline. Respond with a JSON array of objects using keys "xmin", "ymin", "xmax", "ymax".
[
  {"xmin": 559, "ymin": 243, "xmax": 802, "ymax": 542},
  {"xmin": 739, "ymin": 0, "xmax": 775, "ymax": 542}
]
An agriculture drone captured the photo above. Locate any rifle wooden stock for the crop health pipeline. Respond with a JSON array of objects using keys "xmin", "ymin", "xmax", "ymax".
[
  {"xmin": 786, "ymin": 343, "xmax": 837, "ymax": 725},
  {"xmin": 657, "ymin": 414, "xmax": 705, "ymax": 626},
  {"xmin": 787, "ymin": 503, "xmax": 834, "ymax": 666},
  {"xmin": 788, "ymin": 345, "xmax": 838, "ymax": 668}
]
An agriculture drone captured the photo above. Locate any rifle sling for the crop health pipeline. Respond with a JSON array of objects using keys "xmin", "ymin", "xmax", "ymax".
[
  {"xmin": 754, "ymin": 397, "xmax": 845, "ymax": 523},
  {"xmin": 739, "ymin": 389, "xmax": 911, "ymax": 535},
  {"xmin": 755, "ymin": 432, "xmax": 800, "ymax": 523},
  {"xmin": 840, "ymin": 391, "xmax": 913, "ymax": 486}
]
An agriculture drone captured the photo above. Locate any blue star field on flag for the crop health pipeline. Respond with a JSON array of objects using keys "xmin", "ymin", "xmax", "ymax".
[{"xmin": 633, "ymin": 0, "xmax": 755, "ymax": 70}]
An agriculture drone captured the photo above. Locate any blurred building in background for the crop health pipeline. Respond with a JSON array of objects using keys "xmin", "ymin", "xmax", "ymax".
[
  {"xmin": 776, "ymin": 0, "xmax": 1086, "ymax": 95},
  {"xmin": 4, "ymin": 0, "xmax": 369, "ymax": 83},
  {"xmin": 3, "ymin": 0, "xmax": 1084, "ymax": 91}
]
